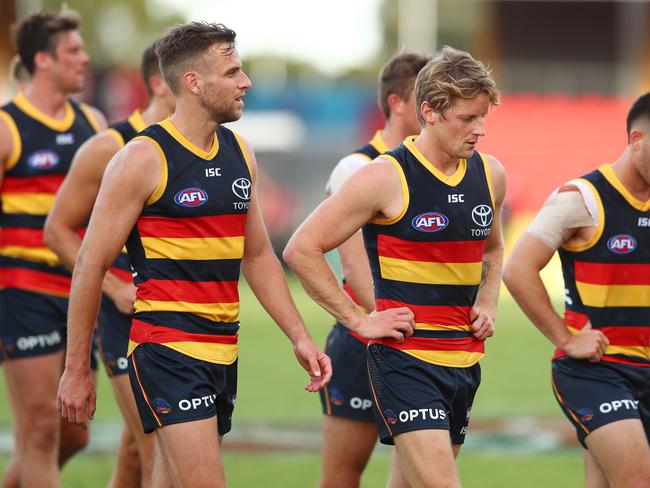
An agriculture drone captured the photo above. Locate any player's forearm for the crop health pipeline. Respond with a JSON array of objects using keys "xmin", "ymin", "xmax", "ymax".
[
  {"xmin": 64, "ymin": 254, "xmax": 108, "ymax": 371},
  {"xmin": 43, "ymin": 221, "xmax": 82, "ymax": 272},
  {"xmin": 338, "ymin": 233, "xmax": 375, "ymax": 312},
  {"xmin": 474, "ymin": 244, "xmax": 503, "ymax": 317},
  {"xmin": 283, "ymin": 242, "xmax": 364, "ymax": 330},
  {"xmin": 242, "ymin": 247, "xmax": 312, "ymax": 344},
  {"xmin": 503, "ymin": 265, "xmax": 572, "ymax": 348}
]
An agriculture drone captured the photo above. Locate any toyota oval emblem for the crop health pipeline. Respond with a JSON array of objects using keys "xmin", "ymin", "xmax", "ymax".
[
  {"xmin": 232, "ymin": 178, "xmax": 251, "ymax": 200},
  {"xmin": 471, "ymin": 205, "xmax": 493, "ymax": 227}
]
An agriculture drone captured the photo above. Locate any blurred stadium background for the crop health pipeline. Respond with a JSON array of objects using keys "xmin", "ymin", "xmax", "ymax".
[{"xmin": 1, "ymin": 0, "xmax": 649, "ymax": 486}]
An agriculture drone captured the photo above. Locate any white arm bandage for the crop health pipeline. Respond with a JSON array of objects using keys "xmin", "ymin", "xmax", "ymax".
[
  {"xmin": 325, "ymin": 153, "xmax": 371, "ymax": 195},
  {"xmin": 526, "ymin": 189, "xmax": 596, "ymax": 250}
]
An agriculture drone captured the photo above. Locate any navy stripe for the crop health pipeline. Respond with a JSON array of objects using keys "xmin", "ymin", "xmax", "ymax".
[
  {"xmin": 0, "ymin": 256, "xmax": 71, "ymax": 275},
  {"xmin": 134, "ymin": 312, "xmax": 240, "ymax": 335}
]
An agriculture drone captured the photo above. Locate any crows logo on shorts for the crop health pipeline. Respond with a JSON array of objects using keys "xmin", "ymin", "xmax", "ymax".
[
  {"xmin": 152, "ymin": 398, "xmax": 172, "ymax": 414},
  {"xmin": 577, "ymin": 408, "xmax": 594, "ymax": 422},
  {"xmin": 384, "ymin": 409, "xmax": 398, "ymax": 424},
  {"xmin": 330, "ymin": 388, "xmax": 344, "ymax": 406}
]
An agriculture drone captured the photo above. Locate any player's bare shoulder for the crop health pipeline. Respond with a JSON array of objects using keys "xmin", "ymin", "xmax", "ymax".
[
  {"xmin": 481, "ymin": 153, "xmax": 507, "ymax": 204},
  {"xmin": 102, "ymin": 136, "xmax": 164, "ymax": 198}
]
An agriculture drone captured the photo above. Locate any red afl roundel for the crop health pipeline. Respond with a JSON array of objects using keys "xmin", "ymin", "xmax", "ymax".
[
  {"xmin": 174, "ymin": 187, "xmax": 208, "ymax": 207},
  {"xmin": 412, "ymin": 212, "xmax": 449, "ymax": 232},
  {"xmin": 607, "ymin": 234, "xmax": 636, "ymax": 254}
]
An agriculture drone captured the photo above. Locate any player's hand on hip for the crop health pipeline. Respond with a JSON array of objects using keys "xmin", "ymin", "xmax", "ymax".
[
  {"xmin": 469, "ymin": 306, "xmax": 494, "ymax": 340},
  {"xmin": 357, "ymin": 307, "xmax": 415, "ymax": 343},
  {"xmin": 57, "ymin": 367, "xmax": 96, "ymax": 429},
  {"xmin": 293, "ymin": 337, "xmax": 332, "ymax": 392},
  {"xmin": 561, "ymin": 322, "xmax": 609, "ymax": 362},
  {"xmin": 108, "ymin": 281, "xmax": 137, "ymax": 315}
]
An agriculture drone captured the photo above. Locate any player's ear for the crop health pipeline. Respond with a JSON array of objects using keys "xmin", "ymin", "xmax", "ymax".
[
  {"xmin": 420, "ymin": 101, "xmax": 438, "ymax": 125},
  {"xmin": 182, "ymin": 71, "xmax": 201, "ymax": 95}
]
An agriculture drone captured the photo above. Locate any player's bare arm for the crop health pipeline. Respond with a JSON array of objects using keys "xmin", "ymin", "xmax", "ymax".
[
  {"xmin": 284, "ymin": 158, "xmax": 415, "ymax": 342},
  {"xmin": 470, "ymin": 155, "xmax": 507, "ymax": 340},
  {"xmin": 57, "ymin": 139, "xmax": 162, "ymax": 426},
  {"xmin": 503, "ymin": 186, "xmax": 609, "ymax": 361},
  {"xmin": 326, "ymin": 156, "xmax": 375, "ymax": 312},
  {"xmin": 44, "ymin": 131, "xmax": 136, "ymax": 314},
  {"xmin": 84, "ymin": 104, "xmax": 108, "ymax": 131},
  {"xmin": 238, "ymin": 139, "xmax": 331, "ymax": 392}
]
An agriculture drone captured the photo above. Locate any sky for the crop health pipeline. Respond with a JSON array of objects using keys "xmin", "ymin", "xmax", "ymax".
[{"xmin": 151, "ymin": 0, "xmax": 385, "ymax": 75}]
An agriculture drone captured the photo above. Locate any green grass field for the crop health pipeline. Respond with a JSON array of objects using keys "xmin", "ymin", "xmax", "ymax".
[{"xmin": 0, "ymin": 278, "xmax": 582, "ymax": 486}]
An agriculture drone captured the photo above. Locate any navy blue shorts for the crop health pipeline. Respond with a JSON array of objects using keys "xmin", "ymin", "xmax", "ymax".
[
  {"xmin": 96, "ymin": 296, "xmax": 131, "ymax": 376},
  {"xmin": 319, "ymin": 322, "xmax": 374, "ymax": 421},
  {"xmin": 367, "ymin": 343, "xmax": 481, "ymax": 445},
  {"xmin": 552, "ymin": 356, "xmax": 650, "ymax": 447},
  {"xmin": 128, "ymin": 342, "xmax": 237, "ymax": 435},
  {"xmin": 0, "ymin": 288, "xmax": 98, "ymax": 369}
]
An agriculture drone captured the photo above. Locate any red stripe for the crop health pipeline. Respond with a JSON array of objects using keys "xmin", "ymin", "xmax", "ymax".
[
  {"xmin": 553, "ymin": 350, "xmax": 650, "ymax": 367},
  {"xmin": 130, "ymin": 319, "xmax": 238, "ymax": 344},
  {"xmin": 574, "ymin": 262, "xmax": 650, "ymax": 285},
  {"xmin": 371, "ymin": 336, "xmax": 484, "ymax": 352},
  {"xmin": 377, "ymin": 234, "xmax": 485, "ymax": 263},
  {"xmin": 0, "ymin": 227, "xmax": 46, "ymax": 247},
  {"xmin": 563, "ymin": 310, "xmax": 589, "ymax": 329},
  {"xmin": 342, "ymin": 283, "xmax": 360, "ymax": 306},
  {"xmin": 598, "ymin": 326, "xmax": 650, "ymax": 346},
  {"xmin": 376, "ymin": 299, "xmax": 471, "ymax": 326},
  {"xmin": 2, "ymin": 175, "xmax": 65, "ymax": 194},
  {"xmin": 137, "ymin": 279, "xmax": 239, "ymax": 304},
  {"xmin": 0, "ymin": 267, "xmax": 71, "ymax": 294},
  {"xmin": 137, "ymin": 214, "xmax": 246, "ymax": 238},
  {"xmin": 348, "ymin": 330, "xmax": 369, "ymax": 344},
  {"xmin": 110, "ymin": 267, "xmax": 132, "ymax": 283}
]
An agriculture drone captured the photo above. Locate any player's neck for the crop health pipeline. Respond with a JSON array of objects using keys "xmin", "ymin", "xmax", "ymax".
[
  {"xmin": 413, "ymin": 130, "xmax": 461, "ymax": 175},
  {"xmin": 167, "ymin": 104, "xmax": 218, "ymax": 153},
  {"xmin": 382, "ymin": 117, "xmax": 412, "ymax": 149},
  {"xmin": 612, "ymin": 149, "xmax": 650, "ymax": 201},
  {"xmin": 141, "ymin": 99, "xmax": 172, "ymax": 127},
  {"xmin": 22, "ymin": 77, "xmax": 70, "ymax": 120}
]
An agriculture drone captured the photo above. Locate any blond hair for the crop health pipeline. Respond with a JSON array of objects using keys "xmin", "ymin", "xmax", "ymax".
[{"xmin": 415, "ymin": 46, "xmax": 499, "ymax": 125}]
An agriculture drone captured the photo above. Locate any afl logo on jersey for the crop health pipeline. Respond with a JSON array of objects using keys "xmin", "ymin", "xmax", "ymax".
[
  {"xmin": 27, "ymin": 150, "xmax": 60, "ymax": 170},
  {"xmin": 607, "ymin": 234, "xmax": 636, "ymax": 254},
  {"xmin": 412, "ymin": 212, "xmax": 449, "ymax": 232},
  {"xmin": 174, "ymin": 187, "xmax": 208, "ymax": 207}
]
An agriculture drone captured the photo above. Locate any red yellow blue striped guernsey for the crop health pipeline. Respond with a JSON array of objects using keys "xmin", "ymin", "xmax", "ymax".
[
  {"xmin": 362, "ymin": 137, "xmax": 494, "ymax": 367},
  {"xmin": 557, "ymin": 164, "xmax": 650, "ymax": 367},
  {"xmin": 125, "ymin": 119, "xmax": 252, "ymax": 365},
  {"xmin": 0, "ymin": 92, "xmax": 99, "ymax": 297}
]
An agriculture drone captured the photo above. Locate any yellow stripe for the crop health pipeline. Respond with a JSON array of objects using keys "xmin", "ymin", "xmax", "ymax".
[
  {"xmin": 1, "ymin": 193, "xmax": 55, "ymax": 214},
  {"xmin": 415, "ymin": 322, "xmax": 471, "ymax": 332},
  {"xmin": 161, "ymin": 342, "xmax": 238, "ymax": 365},
  {"xmin": 233, "ymin": 131, "xmax": 254, "ymax": 180},
  {"xmin": 379, "ymin": 256, "xmax": 482, "ymax": 285},
  {"xmin": 605, "ymin": 344, "xmax": 650, "ymax": 360},
  {"xmin": 478, "ymin": 152, "xmax": 495, "ymax": 207},
  {"xmin": 106, "ymin": 128, "xmax": 125, "ymax": 148},
  {"xmin": 369, "ymin": 130, "xmax": 389, "ymax": 154},
  {"xmin": 0, "ymin": 246, "xmax": 61, "ymax": 266},
  {"xmin": 141, "ymin": 236, "xmax": 245, "ymax": 261},
  {"xmin": 134, "ymin": 299, "xmax": 239, "ymax": 323},
  {"xmin": 158, "ymin": 119, "xmax": 218, "ymax": 160},
  {"xmin": 404, "ymin": 349, "xmax": 483, "ymax": 367},
  {"xmin": 370, "ymin": 155, "xmax": 410, "ymax": 225},
  {"xmin": 79, "ymin": 103, "xmax": 101, "ymax": 133},
  {"xmin": 135, "ymin": 136, "xmax": 168, "ymax": 206},
  {"xmin": 599, "ymin": 163, "xmax": 650, "ymax": 211},
  {"xmin": 0, "ymin": 110, "xmax": 21, "ymax": 170},
  {"xmin": 576, "ymin": 282, "xmax": 650, "ymax": 307},
  {"xmin": 561, "ymin": 178, "xmax": 605, "ymax": 252},
  {"xmin": 13, "ymin": 92, "xmax": 75, "ymax": 131},
  {"xmin": 127, "ymin": 110, "xmax": 147, "ymax": 132},
  {"xmin": 127, "ymin": 339, "xmax": 138, "ymax": 356},
  {"xmin": 404, "ymin": 136, "xmax": 467, "ymax": 187}
]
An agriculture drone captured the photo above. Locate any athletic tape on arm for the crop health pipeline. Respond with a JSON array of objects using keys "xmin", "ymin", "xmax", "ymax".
[{"xmin": 526, "ymin": 186, "xmax": 597, "ymax": 250}]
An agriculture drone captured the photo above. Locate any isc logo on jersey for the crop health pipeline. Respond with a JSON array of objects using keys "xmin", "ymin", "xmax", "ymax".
[
  {"xmin": 174, "ymin": 187, "xmax": 208, "ymax": 207},
  {"xmin": 412, "ymin": 212, "xmax": 449, "ymax": 232},
  {"xmin": 27, "ymin": 150, "xmax": 60, "ymax": 170},
  {"xmin": 607, "ymin": 234, "xmax": 636, "ymax": 254}
]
